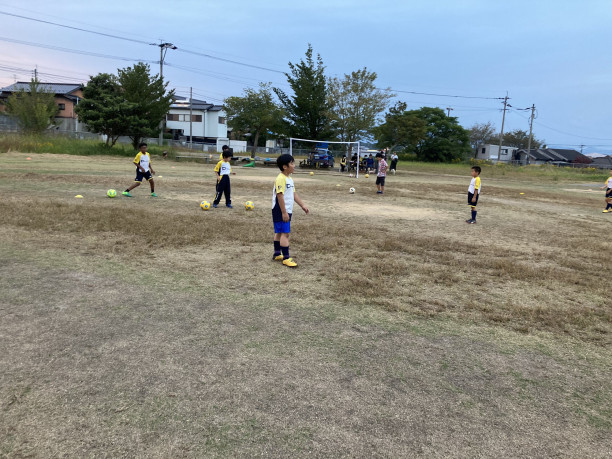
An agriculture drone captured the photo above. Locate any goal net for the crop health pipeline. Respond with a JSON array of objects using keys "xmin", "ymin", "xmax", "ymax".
[{"xmin": 289, "ymin": 137, "xmax": 361, "ymax": 176}]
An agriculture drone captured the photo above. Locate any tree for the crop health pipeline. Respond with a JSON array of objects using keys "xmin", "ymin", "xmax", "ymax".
[
  {"xmin": 411, "ymin": 107, "xmax": 471, "ymax": 162},
  {"xmin": 117, "ymin": 62, "xmax": 174, "ymax": 149},
  {"xmin": 274, "ymin": 44, "xmax": 333, "ymax": 140},
  {"xmin": 374, "ymin": 102, "xmax": 428, "ymax": 152},
  {"xmin": 5, "ymin": 79, "xmax": 58, "ymax": 133},
  {"xmin": 77, "ymin": 63, "xmax": 174, "ymax": 149},
  {"xmin": 469, "ymin": 122, "xmax": 497, "ymax": 153},
  {"xmin": 327, "ymin": 67, "xmax": 393, "ymax": 149},
  {"xmin": 500, "ymin": 128, "xmax": 543, "ymax": 150},
  {"xmin": 224, "ymin": 83, "xmax": 285, "ymax": 151},
  {"xmin": 75, "ymin": 73, "xmax": 133, "ymax": 146}
]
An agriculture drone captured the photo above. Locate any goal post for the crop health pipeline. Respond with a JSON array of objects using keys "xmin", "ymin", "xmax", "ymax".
[{"xmin": 289, "ymin": 137, "xmax": 361, "ymax": 177}]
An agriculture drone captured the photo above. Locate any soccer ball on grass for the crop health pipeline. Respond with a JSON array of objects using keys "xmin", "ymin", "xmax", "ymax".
[
  {"xmin": 349, "ymin": 187, "xmax": 355, "ymax": 194},
  {"xmin": 245, "ymin": 201, "xmax": 254, "ymax": 210},
  {"xmin": 200, "ymin": 200, "xmax": 211, "ymax": 210},
  {"xmin": 107, "ymin": 189, "xmax": 117, "ymax": 198}
]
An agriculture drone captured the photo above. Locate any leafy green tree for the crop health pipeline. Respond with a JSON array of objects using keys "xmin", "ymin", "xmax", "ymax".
[
  {"xmin": 117, "ymin": 62, "xmax": 174, "ymax": 149},
  {"xmin": 501, "ymin": 128, "xmax": 543, "ymax": 149},
  {"xmin": 374, "ymin": 102, "xmax": 428, "ymax": 152},
  {"xmin": 5, "ymin": 79, "xmax": 58, "ymax": 133},
  {"xmin": 411, "ymin": 107, "xmax": 471, "ymax": 162},
  {"xmin": 77, "ymin": 63, "xmax": 174, "ymax": 149},
  {"xmin": 327, "ymin": 68, "xmax": 393, "ymax": 149},
  {"xmin": 274, "ymin": 44, "xmax": 333, "ymax": 140},
  {"xmin": 75, "ymin": 73, "xmax": 133, "ymax": 146},
  {"xmin": 224, "ymin": 83, "xmax": 285, "ymax": 150}
]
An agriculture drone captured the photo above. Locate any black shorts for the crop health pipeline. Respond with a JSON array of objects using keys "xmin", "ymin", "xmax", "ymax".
[
  {"xmin": 606, "ymin": 188, "xmax": 612, "ymax": 198},
  {"xmin": 468, "ymin": 192, "xmax": 479, "ymax": 207},
  {"xmin": 376, "ymin": 176, "xmax": 385, "ymax": 186},
  {"xmin": 135, "ymin": 169, "xmax": 153, "ymax": 182}
]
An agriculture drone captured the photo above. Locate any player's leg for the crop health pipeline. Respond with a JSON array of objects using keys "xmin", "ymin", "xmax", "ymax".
[
  {"xmin": 148, "ymin": 176, "xmax": 156, "ymax": 196},
  {"xmin": 123, "ymin": 172, "xmax": 142, "ymax": 196},
  {"xmin": 225, "ymin": 178, "xmax": 232, "ymax": 207},
  {"xmin": 280, "ymin": 232, "xmax": 297, "ymax": 267},
  {"xmin": 213, "ymin": 177, "xmax": 223, "ymax": 206}
]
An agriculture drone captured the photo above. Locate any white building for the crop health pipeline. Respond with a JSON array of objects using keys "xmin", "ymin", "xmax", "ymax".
[
  {"xmin": 166, "ymin": 97, "xmax": 227, "ymax": 142},
  {"xmin": 475, "ymin": 144, "xmax": 518, "ymax": 163}
]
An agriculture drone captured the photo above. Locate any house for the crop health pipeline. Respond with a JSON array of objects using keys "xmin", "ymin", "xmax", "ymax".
[
  {"xmin": 0, "ymin": 82, "xmax": 83, "ymax": 131},
  {"xmin": 514, "ymin": 148, "xmax": 592, "ymax": 165},
  {"xmin": 589, "ymin": 155, "xmax": 612, "ymax": 169},
  {"xmin": 165, "ymin": 97, "xmax": 227, "ymax": 143},
  {"xmin": 475, "ymin": 144, "xmax": 518, "ymax": 163}
]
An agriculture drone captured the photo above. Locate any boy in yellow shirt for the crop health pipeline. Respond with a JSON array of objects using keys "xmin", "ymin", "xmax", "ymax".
[
  {"xmin": 466, "ymin": 166, "xmax": 481, "ymax": 224},
  {"xmin": 601, "ymin": 168, "xmax": 612, "ymax": 213},
  {"xmin": 122, "ymin": 143, "xmax": 156, "ymax": 197}
]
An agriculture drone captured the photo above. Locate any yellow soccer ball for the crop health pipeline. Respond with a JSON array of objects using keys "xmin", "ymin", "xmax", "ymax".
[
  {"xmin": 310, "ymin": 171, "xmax": 314, "ymax": 176},
  {"xmin": 245, "ymin": 201, "xmax": 254, "ymax": 211},
  {"xmin": 200, "ymin": 200, "xmax": 211, "ymax": 210},
  {"xmin": 365, "ymin": 174, "xmax": 369, "ymax": 178},
  {"xmin": 107, "ymin": 189, "xmax": 117, "ymax": 198}
]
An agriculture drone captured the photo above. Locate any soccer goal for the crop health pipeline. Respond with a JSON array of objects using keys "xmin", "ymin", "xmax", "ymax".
[{"xmin": 289, "ymin": 137, "xmax": 361, "ymax": 177}]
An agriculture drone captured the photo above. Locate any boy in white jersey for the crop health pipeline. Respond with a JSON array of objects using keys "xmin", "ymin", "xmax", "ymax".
[
  {"xmin": 466, "ymin": 166, "xmax": 481, "ymax": 224},
  {"xmin": 601, "ymin": 168, "xmax": 612, "ymax": 213},
  {"xmin": 272, "ymin": 154, "xmax": 309, "ymax": 268},
  {"xmin": 122, "ymin": 143, "xmax": 156, "ymax": 197},
  {"xmin": 213, "ymin": 149, "xmax": 235, "ymax": 208}
]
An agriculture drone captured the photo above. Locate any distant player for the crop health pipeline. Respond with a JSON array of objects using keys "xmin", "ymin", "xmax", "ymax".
[
  {"xmin": 390, "ymin": 151, "xmax": 399, "ymax": 174},
  {"xmin": 122, "ymin": 142, "xmax": 156, "ymax": 197},
  {"xmin": 272, "ymin": 154, "xmax": 309, "ymax": 268},
  {"xmin": 375, "ymin": 152, "xmax": 388, "ymax": 194},
  {"xmin": 601, "ymin": 168, "xmax": 612, "ymax": 213},
  {"xmin": 466, "ymin": 166, "xmax": 482, "ymax": 224},
  {"xmin": 213, "ymin": 149, "xmax": 235, "ymax": 208}
]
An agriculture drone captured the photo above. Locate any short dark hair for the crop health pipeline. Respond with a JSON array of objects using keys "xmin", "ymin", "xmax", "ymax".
[
  {"xmin": 222, "ymin": 150, "xmax": 233, "ymax": 159},
  {"xmin": 375, "ymin": 152, "xmax": 382, "ymax": 158},
  {"xmin": 139, "ymin": 142, "xmax": 147, "ymax": 148},
  {"xmin": 277, "ymin": 154, "xmax": 294, "ymax": 171},
  {"xmin": 222, "ymin": 145, "xmax": 229, "ymax": 151},
  {"xmin": 472, "ymin": 166, "xmax": 482, "ymax": 174}
]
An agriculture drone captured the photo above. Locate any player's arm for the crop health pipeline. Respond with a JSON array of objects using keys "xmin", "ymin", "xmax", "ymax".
[
  {"xmin": 294, "ymin": 192, "xmax": 309, "ymax": 215},
  {"xmin": 276, "ymin": 191, "xmax": 290, "ymax": 222},
  {"xmin": 214, "ymin": 161, "xmax": 222, "ymax": 181},
  {"xmin": 149, "ymin": 159, "xmax": 155, "ymax": 175}
]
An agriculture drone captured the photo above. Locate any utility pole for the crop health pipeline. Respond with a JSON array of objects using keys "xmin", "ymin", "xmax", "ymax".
[
  {"xmin": 446, "ymin": 107, "xmax": 453, "ymax": 117},
  {"xmin": 33, "ymin": 67, "xmax": 38, "ymax": 81},
  {"xmin": 152, "ymin": 42, "xmax": 177, "ymax": 146},
  {"xmin": 189, "ymin": 87, "xmax": 193, "ymax": 148},
  {"xmin": 525, "ymin": 104, "xmax": 535, "ymax": 165},
  {"xmin": 497, "ymin": 93, "xmax": 510, "ymax": 163}
]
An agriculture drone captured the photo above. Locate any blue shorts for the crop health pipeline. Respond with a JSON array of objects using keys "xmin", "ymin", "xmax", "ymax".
[
  {"xmin": 135, "ymin": 169, "xmax": 153, "ymax": 182},
  {"xmin": 273, "ymin": 214, "xmax": 292, "ymax": 234}
]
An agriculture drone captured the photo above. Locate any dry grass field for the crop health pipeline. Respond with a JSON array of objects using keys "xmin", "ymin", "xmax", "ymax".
[{"xmin": 0, "ymin": 151, "xmax": 610, "ymax": 457}]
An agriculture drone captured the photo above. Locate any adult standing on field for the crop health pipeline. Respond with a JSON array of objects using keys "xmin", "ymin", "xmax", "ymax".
[{"xmin": 390, "ymin": 151, "xmax": 398, "ymax": 174}]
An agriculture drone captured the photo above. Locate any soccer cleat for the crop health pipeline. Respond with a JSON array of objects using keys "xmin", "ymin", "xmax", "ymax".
[
  {"xmin": 226, "ymin": 204, "xmax": 233, "ymax": 208},
  {"xmin": 377, "ymin": 191, "xmax": 382, "ymax": 194},
  {"xmin": 282, "ymin": 257, "xmax": 298, "ymax": 268},
  {"xmin": 122, "ymin": 191, "xmax": 133, "ymax": 197},
  {"xmin": 150, "ymin": 192, "xmax": 157, "ymax": 197},
  {"xmin": 603, "ymin": 209, "xmax": 609, "ymax": 213},
  {"xmin": 212, "ymin": 203, "xmax": 218, "ymax": 208},
  {"xmin": 273, "ymin": 254, "xmax": 284, "ymax": 261},
  {"xmin": 466, "ymin": 219, "xmax": 477, "ymax": 224}
]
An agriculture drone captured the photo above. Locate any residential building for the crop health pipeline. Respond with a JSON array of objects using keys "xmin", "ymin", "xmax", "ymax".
[
  {"xmin": 514, "ymin": 148, "xmax": 592, "ymax": 165},
  {"xmin": 589, "ymin": 154, "xmax": 612, "ymax": 169},
  {"xmin": 475, "ymin": 144, "xmax": 518, "ymax": 163},
  {"xmin": 0, "ymin": 82, "xmax": 83, "ymax": 131},
  {"xmin": 166, "ymin": 97, "xmax": 227, "ymax": 143}
]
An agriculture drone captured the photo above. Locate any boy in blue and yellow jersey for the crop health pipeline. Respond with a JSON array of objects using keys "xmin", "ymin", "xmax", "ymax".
[
  {"xmin": 123, "ymin": 143, "xmax": 156, "ymax": 197},
  {"xmin": 272, "ymin": 154, "xmax": 309, "ymax": 268},
  {"xmin": 466, "ymin": 166, "xmax": 481, "ymax": 224},
  {"xmin": 213, "ymin": 149, "xmax": 235, "ymax": 208},
  {"xmin": 601, "ymin": 168, "xmax": 612, "ymax": 213}
]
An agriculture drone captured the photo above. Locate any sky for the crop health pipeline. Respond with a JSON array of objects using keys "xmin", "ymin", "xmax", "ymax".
[{"xmin": 1, "ymin": 0, "xmax": 611, "ymax": 154}]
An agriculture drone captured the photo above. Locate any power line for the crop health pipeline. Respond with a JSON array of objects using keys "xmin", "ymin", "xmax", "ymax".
[
  {"xmin": 0, "ymin": 11, "xmax": 151, "ymax": 45},
  {"xmin": 380, "ymin": 87, "xmax": 505, "ymax": 100}
]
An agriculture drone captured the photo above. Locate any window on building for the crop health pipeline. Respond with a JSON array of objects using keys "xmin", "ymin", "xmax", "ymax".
[
  {"xmin": 167, "ymin": 114, "xmax": 178, "ymax": 121},
  {"xmin": 193, "ymin": 115, "xmax": 202, "ymax": 122},
  {"xmin": 58, "ymin": 103, "xmax": 65, "ymax": 110},
  {"xmin": 218, "ymin": 116, "xmax": 226, "ymax": 124},
  {"xmin": 481, "ymin": 148, "xmax": 486, "ymax": 154}
]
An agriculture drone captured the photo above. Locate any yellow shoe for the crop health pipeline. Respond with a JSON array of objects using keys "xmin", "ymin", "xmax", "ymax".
[
  {"xmin": 273, "ymin": 254, "xmax": 284, "ymax": 261},
  {"xmin": 282, "ymin": 257, "xmax": 297, "ymax": 268},
  {"xmin": 603, "ymin": 209, "xmax": 609, "ymax": 213}
]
